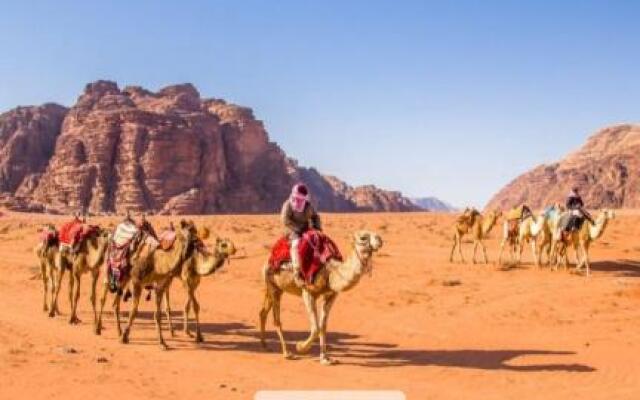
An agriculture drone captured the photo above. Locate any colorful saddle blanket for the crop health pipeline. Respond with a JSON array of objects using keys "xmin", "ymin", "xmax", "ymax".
[
  {"xmin": 107, "ymin": 221, "xmax": 158, "ymax": 292},
  {"xmin": 268, "ymin": 230, "xmax": 343, "ymax": 284}
]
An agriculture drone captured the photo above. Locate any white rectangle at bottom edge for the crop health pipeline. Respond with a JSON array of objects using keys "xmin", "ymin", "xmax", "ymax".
[{"xmin": 255, "ymin": 391, "xmax": 406, "ymax": 400}]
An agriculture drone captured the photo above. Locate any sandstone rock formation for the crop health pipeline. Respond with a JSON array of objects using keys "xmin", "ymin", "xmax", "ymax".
[
  {"xmin": 0, "ymin": 81, "xmax": 416, "ymax": 214},
  {"xmin": 486, "ymin": 124, "xmax": 640, "ymax": 210}
]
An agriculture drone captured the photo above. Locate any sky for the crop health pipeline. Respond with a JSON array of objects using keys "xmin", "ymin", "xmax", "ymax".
[{"xmin": 1, "ymin": 1, "xmax": 639, "ymax": 208}]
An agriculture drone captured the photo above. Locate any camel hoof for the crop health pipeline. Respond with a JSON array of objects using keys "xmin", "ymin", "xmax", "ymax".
[
  {"xmin": 120, "ymin": 334, "xmax": 129, "ymax": 344},
  {"xmin": 95, "ymin": 327, "xmax": 102, "ymax": 336},
  {"xmin": 295, "ymin": 341, "xmax": 311, "ymax": 354},
  {"xmin": 69, "ymin": 316, "xmax": 81, "ymax": 325},
  {"xmin": 184, "ymin": 330, "xmax": 193, "ymax": 338},
  {"xmin": 48, "ymin": 311, "xmax": 55, "ymax": 318},
  {"xmin": 195, "ymin": 334, "xmax": 204, "ymax": 343},
  {"xmin": 283, "ymin": 353, "xmax": 296, "ymax": 360},
  {"xmin": 159, "ymin": 343, "xmax": 169, "ymax": 351},
  {"xmin": 320, "ymin": 356, "xmax": 337, "ymax": 366},
  {"xmin": 169, "ymin": 331, "xmax": 176, "ymax": 338}
]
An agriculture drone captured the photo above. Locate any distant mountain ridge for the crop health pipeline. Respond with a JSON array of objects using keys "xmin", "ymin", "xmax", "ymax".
[
  {"xmin": 487, "ymin": 124, "xmax": 640, "ymax": 210},
  {"xmin": 410, "ymin": 197, "xmax": 457, "ymax": 212},
  {"xmin": 0, "ymin": 80, "xmax": 417, "ymax": 214}
]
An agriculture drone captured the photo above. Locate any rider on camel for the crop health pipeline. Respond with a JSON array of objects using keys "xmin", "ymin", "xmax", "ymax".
[{"xmin": 281, "ymin": 183, "xmax": 322, "ymax": 286}]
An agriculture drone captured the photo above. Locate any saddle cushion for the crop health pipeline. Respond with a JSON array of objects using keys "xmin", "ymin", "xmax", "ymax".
[
  {"xmin": 268, "ymin": 230, "xmax": 343, "ymax": 284},
  {"xmin": 158, "ymin": 230, "xmax": 176, "ymax": 250},
  {"xmin": 59, "ymin": 220, "xmax": 84, "ymax": 246},
  {"xmin": 112, "ymin": 221, "xmax": 139, "ymax": 247}
]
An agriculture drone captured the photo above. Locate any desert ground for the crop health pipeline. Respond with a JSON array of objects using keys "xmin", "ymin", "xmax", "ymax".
[{"xmin": 1, "ymin": 211, "xmax": 639, "ymax": 399}]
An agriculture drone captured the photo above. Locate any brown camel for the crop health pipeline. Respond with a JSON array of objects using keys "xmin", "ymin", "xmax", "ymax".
[
  {"xmin": 170, "ymin": 237, "xmax": 237, "ymax": 342},
  {"xmin": 449, "ymin": 208, "xmax": 501, "ymax": 264},
  {"xmin": 45, "ymin": 225, "xmax": 110, "ymax": 323},
  {"xmin": 259, "ymin": 230, "xmax": 383, "ymax": 365},
  {"xmin": 35, "ymin": 224, "xmax": 61, "ymax": 315},
  {"xmin": 63, "ymin": 228, "xmax": 110, "ymax": 325},
  {"xmin": 95, "ymin": 220, "xmax": 198, "ymax": 349},
  {"xmin": 551, "ymin": 209, "xmax": 615, "ymax": 276}
]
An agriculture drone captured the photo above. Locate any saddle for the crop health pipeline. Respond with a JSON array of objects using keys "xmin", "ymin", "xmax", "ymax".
[
  {"xmin": 107, "ymin": 221, "xmax": 159, "ymax": 293},
  {"xmin": 158, "ymin": 229, "xmax": 176, "ymax": 250},
  {"xmin": 268, "ymin": 230, "xmax": 343, "ymax": 284},
  {"xmin": 58, "ymin": 220, "xmax": 99, "ymax": 253}
]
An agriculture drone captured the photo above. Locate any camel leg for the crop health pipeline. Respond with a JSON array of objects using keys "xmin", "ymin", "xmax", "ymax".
[
  {"xmin": 114, "ymin": 291, "xmax": 123, "ymax": 338},
  {"xmin": 471, "ymin": 241, "xmax": 478, "ymax": 264},
  {"xmin": 531, "ymin": 239, "xmax": 540, "ymax": 268},
  {"xmin": 517, "ymin": 239, "xmax": 524, "ymax": 265},
  {"xmin": 458, "ymin": 237, "xmax": 466, "ymax": 263},
  {"xmin": 90, "ymin": 270, "xmax": 99, "ymax": 329},
  {"xmin": 121, "ymin": 284, "xmax": 142, "ymax": 344},
  {"xmin": 95, "ymin": 281, "xmax": 109, "ymax": 335},
  {"xmin": 189, "ymin": 287, "xmax": 204, "ymax": 343},
  {"xmin": 318, "ymin": 293, "xmax": 337, "ymax": 365},
  {"xmin": 296, "ymin": 290, "xmax": 319, "ymax": 355},
  {"xmin": 498, "ymin": 239, "xmax": 505, "ymax": 265},
  {"xmin": 69, "ymin": 270, "xmax": 82, "ymax": 324},
  {"xmin": 154, "ymin": 284, "xmax": 169, "ymax": 350},
  {"xmin": 49, "ymin": 261, "xmax": 65, "ymax": 318},
  {"xmin": 259, "ymin": 290, "xmax": 274, "ymax": 350},
  {"xmin": 182, "ymin": 280, "xmax": 192, "ymax": 337},
  {"xmin": 164, "ymin": 287, "xmax": 175, "ymax": 338},
  {"xmin": 582, "ymin": 242, "xmax": 591, "ymax": 277},
  {"xmin": 481, "ymin": 241, "xmax": 489, "ymax": 264},
  {"xmin": 271, "ymin": 291, "xmax": 291, "ymax": 359},
  {"xmin": 449, "ymin": 235, "xmax": 457, "ymax": 263},
  {"xmin": 41, "ymin": 259, "xmax": 49, "ymax": 312}
]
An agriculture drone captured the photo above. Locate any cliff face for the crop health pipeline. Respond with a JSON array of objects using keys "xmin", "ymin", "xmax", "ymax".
[
  {"xmin": 486, "ymin": 124, "xmax": 640, "ymax": 210},
  {"xmin": 0, "ymin": 81, "xmax": 416, "ymax": 214}
]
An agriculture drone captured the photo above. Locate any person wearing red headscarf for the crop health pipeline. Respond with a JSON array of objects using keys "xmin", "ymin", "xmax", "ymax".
[{"xmin": 280, "ymin": 183, "xmax": 322, "ymax": 284}]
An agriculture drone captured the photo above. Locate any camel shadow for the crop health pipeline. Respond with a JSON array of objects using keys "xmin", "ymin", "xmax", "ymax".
[
  {"xmin": 588, "ymin": 260, "xmax": 640, "ymax": 278},
  {"xmin": 334, "ymin": 348, "xmax": 595, "ymax": 372},
  {"xmin": 183, "ymin": 326, "xmax": 595, "ymax": 373},
  {"xmin": 93, "ymin": 315, "xmax": 595, "ymax": 373}
]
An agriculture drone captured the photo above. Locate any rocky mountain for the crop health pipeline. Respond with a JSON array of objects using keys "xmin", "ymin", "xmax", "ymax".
[
  {"xmin": 486, "ymin": 124, "xmax": 640, "ymax": 210},
  {"xmin": 0, "ymin": 81, "xmax": 416, "ymax": 214},
  {"xmin": 410, "ymin": 197, "xmax": 456, "ymax": 212}
]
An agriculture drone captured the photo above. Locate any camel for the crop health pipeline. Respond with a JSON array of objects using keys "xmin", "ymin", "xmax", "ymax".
[
  {"xmin": 63, "ymin": 228, "xmax": 110, "ymax": 325},
  {"xmin": 42, "ymin": 224, "xmax": 110, "ymax": 323},
  {"xmin": 258, "ymin": 230, "xmax": 383, "ymax": 365},
  {"xmin": 449, "ymin": 208, "xmax": 501, "ymax": 264},
  {"xmin": 515, "ymin": 210, "xmax": 554, "ymax": 267},
  {"xmin": 35, "ymin": 224, "xmax": 62, "ymax": 314},
  {"xmin": 95, "ymin": 220, "xmax": 199, "ymax": 349},
  {"xmin": 170, "ymin": 237, "xmax": 237, "ymax": 342},
  {"xmin": 551, "ymin": 209, "xmax": 615, "ymax": 276}
]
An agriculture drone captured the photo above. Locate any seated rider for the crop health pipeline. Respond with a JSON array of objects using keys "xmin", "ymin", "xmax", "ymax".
[
  {"xmin": 281, "ymin": 183, "xmax": 322, "ymax": 285},
  {"xmin": 564, "ymin": 187, "xmax": 594, "ymax": 231}
]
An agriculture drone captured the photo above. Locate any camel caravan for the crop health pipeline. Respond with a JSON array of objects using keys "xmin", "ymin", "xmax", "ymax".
[
  {"xmin": 449, "ymin": 187, "xmax": 615, "ymax": 276},
  {"xmin": 34, "ymin": 183, "xmax": 384, "ymax": 364}
]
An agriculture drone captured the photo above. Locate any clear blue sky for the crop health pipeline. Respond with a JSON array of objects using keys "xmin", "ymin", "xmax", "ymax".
[{"xmin": 1, "ymin": 1, "xmax": 639, "ymax": 207}]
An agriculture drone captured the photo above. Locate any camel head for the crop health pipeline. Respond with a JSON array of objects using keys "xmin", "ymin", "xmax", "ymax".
[
  {"xmin": 602, "ymin": 209, "xmax": 616, "ymax": 220},
  {"xmin": 352, "ymin": 230, "xmax": 383, "ymax": 257},
  {"xmin": 214, "ymin": 237, "xmax": 237, "ymax": 259}
]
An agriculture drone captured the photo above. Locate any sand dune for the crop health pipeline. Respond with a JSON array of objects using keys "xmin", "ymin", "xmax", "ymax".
[{"xmin": 1, "ymin": 211, "xmax": 639, "ymax": 399}]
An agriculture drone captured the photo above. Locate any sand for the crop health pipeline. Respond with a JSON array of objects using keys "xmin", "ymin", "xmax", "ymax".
[{"xmin": 0, "ymin": 211, "xmax": 639, "ymax": 399}]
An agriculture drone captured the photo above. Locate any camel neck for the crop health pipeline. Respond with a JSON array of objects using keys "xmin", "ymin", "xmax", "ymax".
[
  {"xmin": 329, "ymin": 248, "xmax": 369, "ymax": 293},
  {"xmin": 194, "ymin": 250, "xmax": 227, "ymax": 276}
]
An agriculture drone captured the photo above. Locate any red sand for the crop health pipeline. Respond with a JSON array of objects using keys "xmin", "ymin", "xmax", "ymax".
[{"xmin": 1, "ymin": 212, "xmax": 639, "ymax": 399}]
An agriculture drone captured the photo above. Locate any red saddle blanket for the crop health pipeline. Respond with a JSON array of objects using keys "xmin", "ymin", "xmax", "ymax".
[
  {"xmin": 59, "ymin": 220, "xmax": 97, "ymax": 247},
  {"xmin": 268, "ymin": 230, "xmax": 343, "ymax": 283}
]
